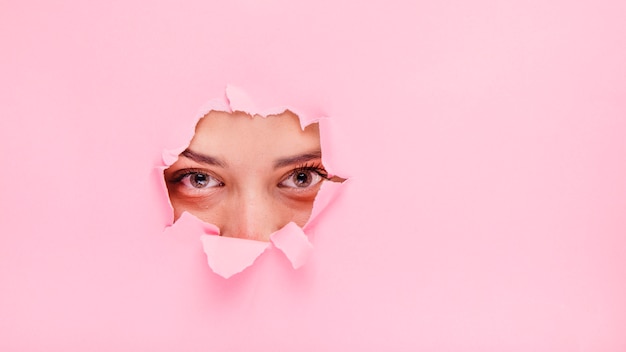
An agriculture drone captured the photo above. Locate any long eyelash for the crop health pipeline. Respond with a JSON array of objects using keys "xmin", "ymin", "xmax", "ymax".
[
  {"xmin": 167, "ymin": 168, "xmax": 210, "ymax": 183},
  {"xmin": 292, "ymin": 162, "xmax": 329, "ymax": 179}
]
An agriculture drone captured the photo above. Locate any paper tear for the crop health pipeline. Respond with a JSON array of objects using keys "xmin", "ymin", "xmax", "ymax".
[
  {"xmin": 162, "ymin": 147, "xmax": 187, "ymax": 166},
  {"xmin": 161, "ymin": 86, "xmax": 349, "ymax": 278},
  {"xmin": 163, "ymin": 211, "xmax": 220, "ymax": 236},
  {"xmin": 195, "ymin": 98, "xmax": 232, "ymax": 119},
  {"xmin": 201, "ymin": 235, "xmax": 270, "ymax": 279},
  {"xmin": 304, "ymin": 179, "xmax": 347, "ymax": 230},
  {"xmin": 318, "ymin": 117, "xmax": 351, "ymax": 179},
  {"xmin": 270, "ymin": 222, "xmax": 314, "ymax": 269},
  {"xmin": 226, "ymin": 85, "xmax": 322, "ymax": 130}
]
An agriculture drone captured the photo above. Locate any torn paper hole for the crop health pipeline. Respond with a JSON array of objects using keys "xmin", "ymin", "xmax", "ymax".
[{"xmin": 160, "ymin": 86, "xmax": 347, "ymax": 278}]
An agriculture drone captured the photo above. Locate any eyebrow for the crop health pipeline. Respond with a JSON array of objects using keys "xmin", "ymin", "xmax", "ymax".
[
  {"xmin": 180, "ymin": 149, "xmax": 227, "ymax": 167},
  {"xmin": 273, "ymin": 150, "xmax": 322, "ymax": 169},
  {"xmin": 180, "ymin": 149, "xmax": 322, "ymax": 169}
]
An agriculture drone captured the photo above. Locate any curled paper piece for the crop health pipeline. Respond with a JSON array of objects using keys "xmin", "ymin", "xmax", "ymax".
[
  {"xmin": 162, "ymin": 86, "xmax": 348, "ymax": 278},
  {"xmin": 270, "ymin": 222, "xmax": 314, "ymax": 269},
  {"xmin": 201, "ymin": 222, "xmax": 316, "ymax": 278},
  {"xmin": 201, "ymin": 235, "xmax": 271, "ymax": 279}
]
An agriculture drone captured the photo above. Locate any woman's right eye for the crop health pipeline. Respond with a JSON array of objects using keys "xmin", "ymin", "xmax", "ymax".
[{"xmin": 179, "ymin": 172, "xmax": 223, "ymax": 189}]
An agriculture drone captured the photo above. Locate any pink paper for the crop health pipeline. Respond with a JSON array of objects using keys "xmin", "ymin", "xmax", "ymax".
[{"xmin": 2, "ymin": 0, "xmax": 626, "ymax": 350}]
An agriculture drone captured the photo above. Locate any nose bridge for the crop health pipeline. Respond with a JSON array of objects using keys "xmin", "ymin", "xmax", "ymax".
[{"xmin": 224, "ymin": 186, "xmax": 276, "ymax": 241}]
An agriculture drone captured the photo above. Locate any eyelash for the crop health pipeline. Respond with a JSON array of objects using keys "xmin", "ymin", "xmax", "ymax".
[
  {"xmin": 288, "ymin": 162, "xmax": 329, "ymax": 180},
  {"xmin": 167, "ymin": 163, "xmax": 329, "ymax": 188},
  {"xmin": 168, "ymin": 168, "xmax": 223, "ymax": 185}
]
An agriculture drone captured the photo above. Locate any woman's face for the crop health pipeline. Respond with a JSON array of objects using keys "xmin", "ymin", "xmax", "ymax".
[{"xmin": 164, "ymin": 110, "xmax": 326, "ymax": 242}]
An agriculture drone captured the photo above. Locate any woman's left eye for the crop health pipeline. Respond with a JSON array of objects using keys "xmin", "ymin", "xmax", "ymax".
[{"xmin": 279, "ymin": 169, "xmax": 326, "ymax": 189}]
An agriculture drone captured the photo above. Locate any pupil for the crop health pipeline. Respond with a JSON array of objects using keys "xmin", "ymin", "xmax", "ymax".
[
  {"xmin": 192, "ymin": 173, "xmax": 208, "ymax": 187},
  {"xmin": 295, "ymin": 172, "xmax": 310, "ymax": 186}
]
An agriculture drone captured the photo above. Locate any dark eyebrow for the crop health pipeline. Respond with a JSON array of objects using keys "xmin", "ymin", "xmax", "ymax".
[
  {"xmin": 274, "ymin": 150, "xmax": 322, "ymax": 169},
  {"xmin": 180, "ymin": 149, "xmax": 227, "ymax": 168}
]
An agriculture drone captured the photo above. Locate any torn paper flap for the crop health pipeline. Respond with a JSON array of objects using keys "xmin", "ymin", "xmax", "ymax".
[
  {"xmin": 164, "ymin": 211, "xmax": 220, "ymax": 236},
  {"xmin": 270, "ymin": 222, "xmax": 314, "ymax": 269},
  {"xmin": 201, "ymin": 235, "xmax": 270, "ymax": 279},
  {"xmin": 304, "ymin": 179, "xmax": 347, "ymax": 230}
]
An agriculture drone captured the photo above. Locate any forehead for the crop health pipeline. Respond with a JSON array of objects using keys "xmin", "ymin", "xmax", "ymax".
[{"xmin": 189, "ymin": 110, "xmax": 321, "ymax": 160}]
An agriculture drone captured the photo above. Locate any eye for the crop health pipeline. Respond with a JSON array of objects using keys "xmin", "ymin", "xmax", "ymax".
[
  {"xmin": 279, "ymin": 168, "xmax": 326, "ymax": 189},
  {"xmin": 179, "ymin": 171, "xmax": 223, "ymax": 189}
]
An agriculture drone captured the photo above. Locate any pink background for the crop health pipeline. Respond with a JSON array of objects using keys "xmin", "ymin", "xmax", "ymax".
[{"xmin": 2, "ymin": 0, "xmax": 625, "ymax": 350}]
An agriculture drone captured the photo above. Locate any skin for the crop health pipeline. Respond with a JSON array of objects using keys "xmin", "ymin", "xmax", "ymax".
[{"xmin": 164, "ymin": 110, "xmax": 327, "ymax": 242}]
